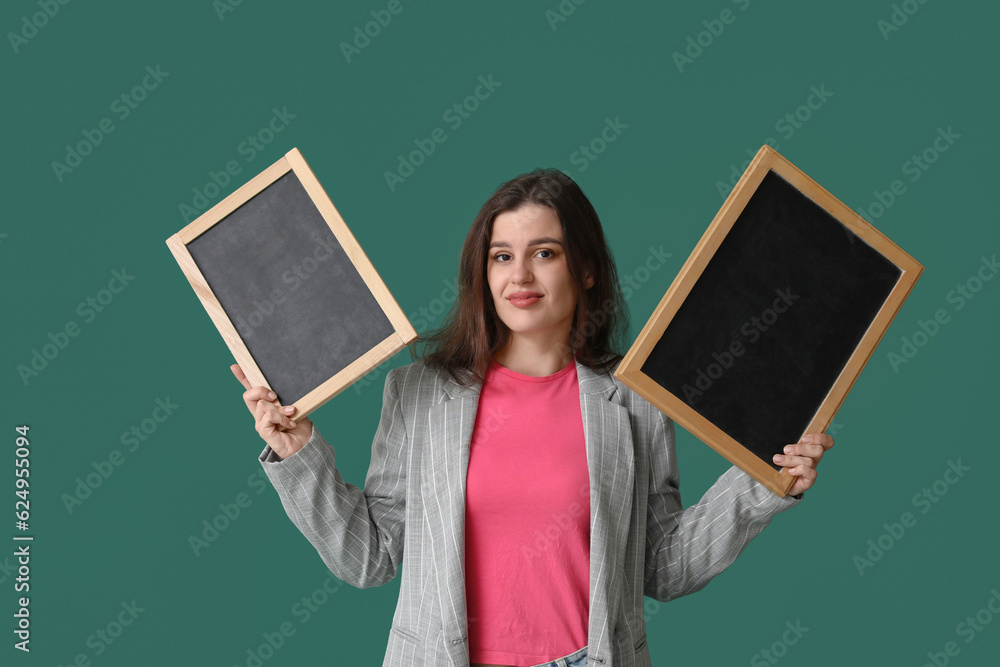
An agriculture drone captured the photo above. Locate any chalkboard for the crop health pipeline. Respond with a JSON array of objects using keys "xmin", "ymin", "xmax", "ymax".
[
  {"xmin": 166, "ymin": 148, "xmax": 416, "ymax": 421},
  {"xmin": 615, "ymin": 145, "xmax": 923, "ymax": 496}
]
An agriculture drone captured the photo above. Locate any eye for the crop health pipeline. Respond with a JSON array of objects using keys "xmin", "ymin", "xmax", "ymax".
[{"xmin": 491, "ymin": 248, "xmax": 557, "ymax": 262}]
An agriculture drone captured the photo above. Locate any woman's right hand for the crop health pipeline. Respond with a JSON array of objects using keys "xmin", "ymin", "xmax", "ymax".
[{"xmin": 231, "ymin": 363, "xmax": 313, "ymax": 460}]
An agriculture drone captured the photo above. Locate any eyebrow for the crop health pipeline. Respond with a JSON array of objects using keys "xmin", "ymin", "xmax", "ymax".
[{"xmin": 488, "ymin": 237, "xmax": 564, "ymax": 250}]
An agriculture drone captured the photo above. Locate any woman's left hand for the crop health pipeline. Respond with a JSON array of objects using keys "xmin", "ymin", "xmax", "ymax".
[{"xmin": 773, "ymin": 433, "xmax": 835, "ymax": 497}]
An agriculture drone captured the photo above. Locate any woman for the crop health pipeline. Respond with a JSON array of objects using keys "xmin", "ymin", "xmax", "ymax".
[{"xmin": 231, "ymin": 169, "xmax": 833, "ymax": 667}]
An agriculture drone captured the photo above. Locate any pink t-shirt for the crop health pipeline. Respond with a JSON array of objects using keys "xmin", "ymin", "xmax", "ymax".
[{"xmin": 465, "ymin": 358, "xmax": 590, "ymax": 665}]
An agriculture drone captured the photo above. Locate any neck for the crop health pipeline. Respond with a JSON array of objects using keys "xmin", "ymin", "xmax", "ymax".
[{"xmin": 494, "ymin": 335, "xmax": 574, "ymax": 377}]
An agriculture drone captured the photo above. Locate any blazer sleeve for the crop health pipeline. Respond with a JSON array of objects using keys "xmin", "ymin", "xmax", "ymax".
[
  {"xmin": 643, "ymin": 410, "xmax": 801, "ymax": 603},
  {"xmin": 257, "ymin": 369, "xmax": 408, "ymax": 589}
]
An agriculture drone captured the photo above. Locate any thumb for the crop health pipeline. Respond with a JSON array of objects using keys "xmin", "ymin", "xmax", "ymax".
[{"xmin": 230, "ymin": 363, "xmax": 252, "ymax": 391}]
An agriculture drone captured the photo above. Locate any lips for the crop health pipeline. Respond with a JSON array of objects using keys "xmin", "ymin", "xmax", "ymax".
[{"xmin": 508, "ymin": 292, "xmax": 542, "ymax": 307}]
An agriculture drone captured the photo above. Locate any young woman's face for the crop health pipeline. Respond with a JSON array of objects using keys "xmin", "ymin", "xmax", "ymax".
[{"xmin": 486, "ymin": 204, "xmax": 593, "ymax": 346}]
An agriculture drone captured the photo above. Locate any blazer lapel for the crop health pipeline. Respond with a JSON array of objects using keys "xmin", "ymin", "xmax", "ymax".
[
  {"xmin": 421, "ymin": 371, "xmax": 480, "ymax": 664},
  {"xmin": 422, "ymin": 357, "xmax": 635, "ymax": 666},
  {"xmin": 578, "ymin": 359, "xmax": 636, "ymax": 663}
]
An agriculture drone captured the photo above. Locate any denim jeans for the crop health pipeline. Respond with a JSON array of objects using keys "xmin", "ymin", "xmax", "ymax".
[{"xmin": 526, "ymin": 645, "xmax": 588, "ymax": 667}]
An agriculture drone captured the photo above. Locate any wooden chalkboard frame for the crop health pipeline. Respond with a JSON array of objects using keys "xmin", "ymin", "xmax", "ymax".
[
  {"xmin": 614, "ymin": 145, "xmax": 923, "ymax": 496},
  {"xmin": 165, "ymin": 147, "xmax": 417, "ymax": 422}
]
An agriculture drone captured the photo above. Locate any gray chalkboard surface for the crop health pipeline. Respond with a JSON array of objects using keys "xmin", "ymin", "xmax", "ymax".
[
  {"xmin": 167, "ymin": 148, "xmax": 416, "ymax": 420},
  {"xmin": 615, "ymin": 146, "xmax": 923, "ymax": 496}
]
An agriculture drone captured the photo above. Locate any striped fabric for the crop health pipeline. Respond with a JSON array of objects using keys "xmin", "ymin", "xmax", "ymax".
[{"xmin": 258, "ymin": 355, "xmax": 801, "ymax": 666}]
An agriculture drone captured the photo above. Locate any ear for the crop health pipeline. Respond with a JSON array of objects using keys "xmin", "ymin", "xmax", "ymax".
[{"xmin": 584, "ymin": 267, "xmax": 595, "ymax": 290}]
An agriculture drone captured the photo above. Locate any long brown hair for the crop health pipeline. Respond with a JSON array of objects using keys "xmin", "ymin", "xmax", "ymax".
[{"xmin": 409, "ymin": 168, "xmax": 629, "ymax": 387}]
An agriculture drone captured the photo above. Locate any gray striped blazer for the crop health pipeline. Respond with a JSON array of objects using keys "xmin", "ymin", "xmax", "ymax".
[{"xmin": 258, "ymin": 355, "xmax": 801, "ymax": 666}]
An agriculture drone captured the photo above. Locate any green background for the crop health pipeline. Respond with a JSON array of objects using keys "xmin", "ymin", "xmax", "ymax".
[{"xmin": 4, "ymin": 0, "xmax": 998, "ymax": 664}]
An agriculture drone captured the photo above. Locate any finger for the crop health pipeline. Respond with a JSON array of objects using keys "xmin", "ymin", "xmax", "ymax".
[
  {"xmin": 774, "ymin": 453, "xmax": 815, "ymax": 469},
  {"xmin": 275, "ymin": 404, "xmax": 297, "ymax": 429},
  {"xmin": 251, "ymin": 391, "xmax": 283, "ymax": 423},
  {"xmin": 259, "ymin": 403, "xmax": 297, "ymax": 432},
  {"xmin": 800, "ymin": 433, "xmax": 834, "ymax": 451},
  {"xmin": 243, "ymin": 386, "xmax": 278, "ymax": 415},
  {"xmin": 252, "ymin": 395, "xmax": 295, "ymax": 430},
  {"xmin": 231, "ymin": 363, "xmax": 252, "ymax": 391},
  {"xmin": 789, "ymin": 466, "xmax": 818, "ymax": 494},
  {"xmin": 783, "ymin": 443, "xmax": 826, "ymax": 461},
  {"xmin": 787, "ymin": 463, "xmax": 818, "ymax": 481}
]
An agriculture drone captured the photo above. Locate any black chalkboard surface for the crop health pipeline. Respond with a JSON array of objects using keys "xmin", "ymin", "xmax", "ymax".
[
  {"xmin": 615, "ymin": 146, "xmax": 923, "ymax": 496},
  {"xmin": 166, "ymin": 148, "xmax": 416, "ymax": 420}
]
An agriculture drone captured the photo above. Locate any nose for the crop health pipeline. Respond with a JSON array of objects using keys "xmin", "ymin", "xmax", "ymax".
[{"xmin": 511, "ymin": 255, "xmax": 533, "ymax": 284}]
